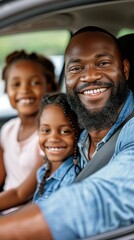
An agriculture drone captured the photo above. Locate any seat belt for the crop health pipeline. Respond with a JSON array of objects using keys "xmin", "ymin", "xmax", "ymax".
[{"xmin": 74, "ymin": 111, "xmax": 134, "ymax": 183}]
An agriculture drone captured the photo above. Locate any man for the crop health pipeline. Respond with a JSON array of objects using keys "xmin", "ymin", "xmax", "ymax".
[{"xmin": 0, "ymin": 26, "xmax": 134, "ymax": 240}]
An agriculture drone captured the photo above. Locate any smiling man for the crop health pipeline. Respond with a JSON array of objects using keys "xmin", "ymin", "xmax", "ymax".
[
  {"xmin": 65, "ymin": 26, "xmax": 129, "ymax": 158},
  {"xmin": 0, "ymin": 26, "xmax": 134, "ymax": 240}
]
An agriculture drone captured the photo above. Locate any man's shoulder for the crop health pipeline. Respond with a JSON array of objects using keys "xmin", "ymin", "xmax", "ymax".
[
  {"xmin": 117, "ymin": 116, "xmax": 134, "ymax": 144},
  {"xmin": 78, "ymin": 129, "xmax": 88, "ymax": 142}
]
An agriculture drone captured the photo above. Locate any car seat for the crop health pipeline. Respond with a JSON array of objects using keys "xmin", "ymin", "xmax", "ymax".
[{"xmin": 118, "ymin": 33, "xmax": 134, "ymax": 92}]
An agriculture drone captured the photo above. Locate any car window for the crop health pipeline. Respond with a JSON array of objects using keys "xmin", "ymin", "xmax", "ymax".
[
  {"xmin": 0, "ymin": 29, "xmax": 70, "ymax": 123},
  {"xmin": 117, "ymin": 28, "xmax": 134, "ymax": 38},
  {"xmin": 0, "ymin": 1, "xmax": 134, "ymax": 238},
  {"xmin": 82, "ymin": 223, "xmax": 134, "ymax": 240}
]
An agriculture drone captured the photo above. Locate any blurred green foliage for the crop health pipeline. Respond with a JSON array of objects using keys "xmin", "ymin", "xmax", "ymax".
[
  {"xmin": 0, "ymin": 30, "xmax": 70, "ymax": 65},
  {"xmin": 117, "ymin": 28, "xmax": 134, "ymax": 38}
]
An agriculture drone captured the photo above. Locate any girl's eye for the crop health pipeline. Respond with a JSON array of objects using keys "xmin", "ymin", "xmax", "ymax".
[
  {"xmin": 31, "ymin": 79, "xmax": 42, "ymax": 86},
  {"xmin": 11, "ymin": 82, "xmax": 20, "ymax": 87},
  {"xmin": 40, "ymin": 128, "xmax": 50, "ymax": 134},
  {"xmin": 61, "ymin": 129, "xmax": 73, "ymax": 135}
]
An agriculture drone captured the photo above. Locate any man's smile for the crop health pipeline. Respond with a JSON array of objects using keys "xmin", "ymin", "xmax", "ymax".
[{"xmin": 83, "ymin": 87, "xmax": 108, "ymax": 95}]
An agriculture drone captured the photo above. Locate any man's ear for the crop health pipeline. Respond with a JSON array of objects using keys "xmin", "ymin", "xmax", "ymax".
[{"xmin": 123, "ymin": 58, "xmax": 130, "ymax": 80}]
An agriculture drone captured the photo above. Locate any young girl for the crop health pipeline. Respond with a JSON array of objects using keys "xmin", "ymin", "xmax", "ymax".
[
  {"xmin": 0, "ymin": 93, "xmax": 86, "ymax": 211},
  {"xmin": 0, "ymin": 50, "xmax": 57, "ymax": 212},
  {"xmin": 33, "ymin": 92, "xmax": 83, "ymax": 203}
]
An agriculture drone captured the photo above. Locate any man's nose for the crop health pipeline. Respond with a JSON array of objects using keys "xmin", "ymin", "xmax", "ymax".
[{"xmin": 80, "ymin": 66, "xmax": 102, "ymax": 82}]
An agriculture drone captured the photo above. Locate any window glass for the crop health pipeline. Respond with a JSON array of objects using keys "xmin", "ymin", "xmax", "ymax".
[
  {"xmin": 0, "ymin": 30, "xmax": 70, "ymax": 81},
  {"xmin": 117, "ymin": 28, "xmax": 134, "ymax": 37},
  {"xmin": 0, "ymin": 30, "xmax": 70, "ymax": 115}
]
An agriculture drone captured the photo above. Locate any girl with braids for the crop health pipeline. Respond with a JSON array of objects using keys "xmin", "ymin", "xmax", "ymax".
[
  {"xmin": 0, "ymin": 50, "xmax": 58, "ymax": 213},
  {"xmin": 0, "ymin": 92, "xmax": 86, "ymax": 212},
  {"xmin": 33, "ymin": 92, "xmax": 85, "ymax": 202}
]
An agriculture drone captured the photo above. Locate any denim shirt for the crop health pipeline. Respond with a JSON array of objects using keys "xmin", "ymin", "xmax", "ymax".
[
  {"xmin": 33, "ymin": 154, "xmax": 85, "ymax": 203},
  {"xmin": 37, "ymin": 90, "xmax": 134, "ymax": 240},
  {"xmin": 78, "ymin": 90, "xmax": 134, "ymax": 162}
]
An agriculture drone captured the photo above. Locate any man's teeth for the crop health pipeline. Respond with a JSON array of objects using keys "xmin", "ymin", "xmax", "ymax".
[
  {"xmin": 47, "ymin": 147, "xmax": 65, "ymax": 152},
  {"xmin": 83, "ymin": 88, "xmax": 107, "ymax": 95}
]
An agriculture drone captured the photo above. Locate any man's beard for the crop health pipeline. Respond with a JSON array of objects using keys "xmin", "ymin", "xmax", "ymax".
[{"xmin": 66, "ymin": 78, "xmax": 129, "ymax": 131}]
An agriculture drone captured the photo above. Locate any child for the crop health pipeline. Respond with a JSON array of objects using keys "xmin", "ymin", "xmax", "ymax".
[
  {"xmin": 0, "ymin": 93, "xmax": 86, "ymax": 211},
  {"xmin": 33, "ymin": 92, "xmax": 84, "ymax": 202},
  {"xmin": 0, "ymin": 50, "xmax": 57, "ymax": 212}
]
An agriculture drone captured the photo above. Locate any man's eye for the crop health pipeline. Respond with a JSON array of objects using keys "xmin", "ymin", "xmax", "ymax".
[
  {"xmin": 98, "ymin": 61, "xmax": 110, "ymax": 67},
  {"xmin": 69, "ymin": 66, "xmax": 84, "ymax": 73}
]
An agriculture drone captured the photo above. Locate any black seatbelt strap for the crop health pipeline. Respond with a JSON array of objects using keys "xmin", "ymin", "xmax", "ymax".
[{"xmin": 74, "ymin": 111, "xmax": 134, "ymax": 183}]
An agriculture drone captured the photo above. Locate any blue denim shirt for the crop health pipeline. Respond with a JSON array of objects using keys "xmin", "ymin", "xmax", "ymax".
[
  {"xmin": 37, "ymin": 90, "xmax": 134, "ymax": 240},
  {"xmin": 33, "ymin": 154, "xmax": 86, "ymax": 203}
]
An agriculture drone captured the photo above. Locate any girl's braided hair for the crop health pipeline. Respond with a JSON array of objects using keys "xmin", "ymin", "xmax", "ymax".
[
  {"xmin": 38, "ymin": 92, "xmax": 81, "ymax": 195},
  {"xmin": 2, "ymin": 50, "xmax": 58, "ymax": 92}
]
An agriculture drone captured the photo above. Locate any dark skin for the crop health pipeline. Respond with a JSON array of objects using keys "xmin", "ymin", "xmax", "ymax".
[
  {"xmin": 0, "ymin": 31, "xmax": 130, "ymax": 239},
  {"xmin": 65, "ymin": 31, "xmax": 130, "ymax": 158},
  {"xmin": 0, "ymin": 60, "xmax": 50, "ymax": 187},
  {"xmin": 0, "ymin": 204, "xmax": 53, "ymax": 240},
  {"xmin": 6, "ymin": 60, "xmax": 49, "ymax": 141}
]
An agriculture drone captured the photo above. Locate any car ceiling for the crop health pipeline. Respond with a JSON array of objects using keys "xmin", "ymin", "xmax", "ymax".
[{"xmin": 0, "ymin": 0, "xmax": 134, "ymax": 37}]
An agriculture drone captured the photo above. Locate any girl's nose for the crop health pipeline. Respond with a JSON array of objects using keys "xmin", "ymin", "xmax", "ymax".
[
  {"xmin": 48, "ymin": 132, "xmax": 61, "ymax": 142},
  {"xmin": 20, "ymin": 82, "xmax": 31, "ymax": 92}
]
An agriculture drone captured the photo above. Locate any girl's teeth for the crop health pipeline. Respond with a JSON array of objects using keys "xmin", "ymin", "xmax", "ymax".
[
  {"xmin": 47, "ymin": 147, "xmax": 65, "ymax": 152},
  {"xmin": 19, "ymin": 99, "xmax": 34, "ymax": 105}
]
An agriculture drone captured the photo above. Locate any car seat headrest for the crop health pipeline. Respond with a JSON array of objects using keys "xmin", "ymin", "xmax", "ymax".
[{"xmin": 118, "ymin": 33, "xmax": 134, "ymax": 92}]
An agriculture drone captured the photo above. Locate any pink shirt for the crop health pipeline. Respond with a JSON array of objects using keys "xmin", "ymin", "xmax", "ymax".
[{"xmin": 0, "ymin": 117, "xmax": 41, "ymax": 191}]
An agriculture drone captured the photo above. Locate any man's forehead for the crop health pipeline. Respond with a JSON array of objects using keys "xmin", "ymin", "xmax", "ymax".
[
  {"xmin": 65, "ymin": 31, "xmax": 117, "ymax": 55},
  {"xmin": 65, "ymin": 32, "xmax": 117, "ymax": 59}
]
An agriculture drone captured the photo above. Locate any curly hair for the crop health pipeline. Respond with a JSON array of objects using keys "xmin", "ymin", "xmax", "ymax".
[
  {"xmin": 2, "ymin": 50, "xmax": 58, "ymax": 92},
  {"xmin": 38, "ymin": 92, "xmax": 81, "ymax": 195}
]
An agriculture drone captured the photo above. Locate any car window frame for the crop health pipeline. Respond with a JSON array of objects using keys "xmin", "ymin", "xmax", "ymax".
[{"xmin": 82, "ymin": 224, "xmax": 134, "ymax": 240}]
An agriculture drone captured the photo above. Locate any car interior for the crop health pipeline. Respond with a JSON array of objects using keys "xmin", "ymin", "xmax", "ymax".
[
  {"xmin": 0, "ymin": 0, "xmax": 134, "ymax": 239},
  {"xmin": 118, "ymin": 33, "xmax": 134, "ymax": 92},
  {"xmin": 0, "ymin": 0, "xmax": 134, "ymax": 120}
]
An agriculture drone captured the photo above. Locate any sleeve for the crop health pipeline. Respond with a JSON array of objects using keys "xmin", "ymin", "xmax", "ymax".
[
  {"xmin": 36, "ymin": 119, "xmax": 134, "ymax": 240},
  {"xmin": 0, "ymin": 121, "xmax": 9, "ymax": 149},
  {"xmin": 0, "ymin": 118, "xmax": 17, "ymax": 149}
]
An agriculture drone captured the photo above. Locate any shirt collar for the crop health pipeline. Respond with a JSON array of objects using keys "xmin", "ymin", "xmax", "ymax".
[
  {"xmin": 78, "ymin": 90, "xmax": 134, "ymax": 151},
  {"xmin": 102, "ymin": 90, "xmax": 134, "ymax": 144},
  {"xmin": 47, "ymin": 155, "xmax": 74, "ymax": 181}
]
